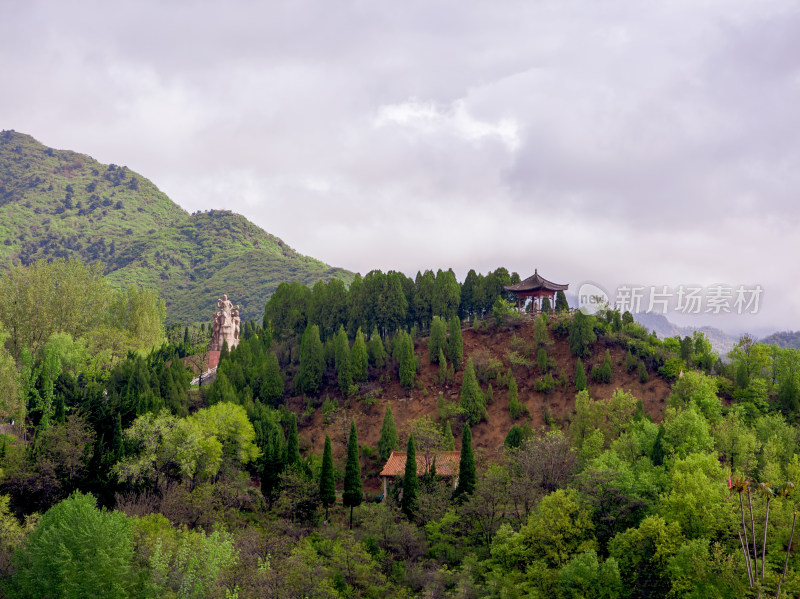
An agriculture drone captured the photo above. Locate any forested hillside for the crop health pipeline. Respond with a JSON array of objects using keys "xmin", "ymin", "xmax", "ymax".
[
  {"xmin": 3, "ymin": 258, "xmax": 800, "ymax": 597},
  {"xmin": 0, "ymin": 130, "xmax": 352, "ymax": 323}
]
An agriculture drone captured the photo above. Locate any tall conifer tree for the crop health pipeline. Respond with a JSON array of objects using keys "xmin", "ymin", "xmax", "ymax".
[
  {"xmin": 335, "ymin": 326, "xmax": 352, "ymax": 396},
  {"xmin": 575, "ymin": 358, "xmax": 588, "ymax": 391},
  {"xmin": 454, "ymin": 425, "xmax": 476, "ymax": 501},
  {"xmin": 460, "ymin": 358, "xmax": 486, "ymax": 425},
  {"xmin": 378, "ymin": 404, "xmax": 399, "ymax": 461},
  {"xmin": 351, "ymin": 327, "xmax": 369, "ymax": 382},
  {"xmin": 319, "ymin": 435, "xmax": 336, "ymax": 520},
  {"xmin": 401, "ymin": 435, "xmax": 419, "ymax": 519},
  {"xmin": 297, "ymin": 323, "xmax": 324, "ymax": 395},
  {"xmin": 343, "ymin": 420, "xmax": 362, "ymax": 528},
  {"xmin": 448, "ymin": 316, "xmax": 463, "ymax": 370}
]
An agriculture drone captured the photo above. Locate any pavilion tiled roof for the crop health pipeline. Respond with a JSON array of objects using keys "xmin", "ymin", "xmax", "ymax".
[
  {"xmin": 379, "ymin": 451, "xmax": 461, "ymax": 478},
  {"xmin": 504, "ymin": 269, "xmax": 569, "ymax": 292}
]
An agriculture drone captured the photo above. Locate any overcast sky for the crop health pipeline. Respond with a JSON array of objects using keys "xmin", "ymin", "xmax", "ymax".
[{"xmin": 2, "ymin": 0, "xmax": 799, "ymax": 334}]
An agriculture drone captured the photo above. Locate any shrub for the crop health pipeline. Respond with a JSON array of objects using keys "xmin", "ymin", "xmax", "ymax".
[
  {"xmin": 638, "ymin": 361, "xmax": 650, "ymax": 383},
  {"xmin": 535, "ymin": 373, "xmax": 557, "ymax": 394}
]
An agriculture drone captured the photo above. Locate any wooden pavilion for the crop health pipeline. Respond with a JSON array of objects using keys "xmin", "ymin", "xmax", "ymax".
[
  {"xmin": 504, "ymin": 269, "xmax": 569, "ymax": 313},
  {"xmin": 379, "ymin": 451, "xmax": 461, "ymax": 499}
]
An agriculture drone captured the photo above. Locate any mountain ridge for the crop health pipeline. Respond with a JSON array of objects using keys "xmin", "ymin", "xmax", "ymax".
[{"xmin": 0, "ymin": 130, "xmax": 353, "ymax": 323}]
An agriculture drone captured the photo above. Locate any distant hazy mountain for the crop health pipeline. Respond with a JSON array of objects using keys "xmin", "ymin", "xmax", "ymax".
[
  {"xmin": 759, "ymin": 331, "xmax": 800, "ymax": 350},
  {"xmin": 0, "ymin": 130, "xmax": 352, "ymax": 323},
  {"xmin": 632, "ymin": 312, "xmax": 741, "ymax": 356}
]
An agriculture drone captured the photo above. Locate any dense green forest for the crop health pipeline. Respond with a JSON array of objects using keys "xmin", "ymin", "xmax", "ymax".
[
  {"xmin": 0, "ymin": 130, "xmax": 352, "ymax": 323},
  {"xmin": 2, "ymin": 258, "xmax": 800, "ymax": 597}
]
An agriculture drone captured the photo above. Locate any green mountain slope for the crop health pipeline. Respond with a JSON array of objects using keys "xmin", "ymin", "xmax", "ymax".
[
  {"xmin": 759, "ymin": 330, "xmax": 800, "ymax": 349},
  {"xmin": 0, "ymin": 130, "xmax": 352, "ymax": 323}
]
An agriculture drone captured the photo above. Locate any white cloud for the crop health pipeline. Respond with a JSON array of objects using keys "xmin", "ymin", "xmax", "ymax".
[{"xmin": 373, "ymin": 99, "xmax": 520, "ymax": 152}]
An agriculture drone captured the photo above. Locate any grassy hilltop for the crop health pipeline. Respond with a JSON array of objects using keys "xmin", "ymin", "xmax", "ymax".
[{"xmin": 0, "ymin": 130, "xmax": 352, "ymax": 323}]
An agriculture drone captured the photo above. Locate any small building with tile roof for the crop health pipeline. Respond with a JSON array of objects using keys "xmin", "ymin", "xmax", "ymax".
[
  {"xmin": 504, "ymin": 268, "xmax": 569, "ymax": 313},
  {"xmin": 379, "ymin": 450, "xmax": 461, "ymax": 498}
]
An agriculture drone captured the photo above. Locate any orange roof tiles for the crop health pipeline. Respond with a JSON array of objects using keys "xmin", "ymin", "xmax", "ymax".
[{"xmin": 379, "ymin": 451, "xmax": 461, "ymax": 478}]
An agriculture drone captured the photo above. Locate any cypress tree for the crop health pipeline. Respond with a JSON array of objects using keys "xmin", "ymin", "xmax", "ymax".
[
  {"xmin": 508, "ymin": 371, "xmax": 523, "ymax": 420},
  {"xmin": 568, "ymin": 311, "xmax": 596, "ymax": 358},
  {"xmin": 398, "ymin": 331, "xmax": 416, "ymax": 390},
  {"xmin": 460, "ymin": 358, "xmax": 486, "ymax": 425},
  {"xmin": 343, "ymin": 420, "xmax": 362, "ymax": 528},
  {"xmin": 260, "ymin": 424, "xmax": 285, "ymax": 507},
  {"xmin": 260, "ymin": 351, "xmax": 284, "ymax": 406},
  {"xmin": 454, "ymin": 425, "xmax": 476, "ymax": 501},
  {"xmin": 541, "ymin": 296, "xmax": 552, "ymax": 312},
  {"xmin": 505, "ymin": 424, "xmax": 525, "ymax": 449},
  {"xmin": 428, "ymin": 316, "xmax": 448, "ymax": 363},
  {"xmin": 401, "ymin": 434, "xmax": 419, "ymax": 519},
  {"xmin": 351, "ymin": 327, "xmax": 369, "ymax": 382},
  {"xmin": 575, "ymin": 358, "xmax": 588, "ymax": 391},
  {"xmin": 219, "ymin": 339, "xmax": 230, "ymax": 364},
  {"xmin": 319, "ymin": 434, "xmax": 336, "ymax": 520},
  {"xmin": 367, "ymin": 327, "xmax": 386, "ymax": 369},
  {"xmin": 438, "ymin": 349, "xmax": 447, "ymax": 385},
  {"xmin": 537, "ymin": 348, "xmax": 548, "ymax": 373},
  {"xmin": 556, "ymin": 290, "xmax": 569, "ymax": 312},
  {"xmin": 297, "ymin": 323, "xmax": 324, "ymax": 395},
  {"xmin": 442, "ymin": 420, "xmax": 455, "ymax": 451},
  {"xmin": 378, "ymin": 403, "xmax": 399, "ymax": 461},
  {"xmin": 335, "ymin": 326, "xmax": 352, "ymax": 396},
  {"xmin": 448, "ymin": 316, "xmax": 463, "ymax": 370},
  {"xmin": 285, "ymin": 413, "xmax": 301, "ymax": 469}
]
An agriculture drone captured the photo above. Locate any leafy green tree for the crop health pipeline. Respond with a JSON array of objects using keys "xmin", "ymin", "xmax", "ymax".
[
  {"xmin": 114, "ymin": 403, "xmax": 260, "ymax": 485},
  {"xmin": 558, "ymin": 550, "xmax": 622, "ymax": 599},
  {"xmin": 351, "ymin": 327, "xmax": 369, "ymax": 382},
  {"xmin": 9, "ymin": 492, "xmax": 135, "ymax": 599},
  {"xmin": 428, "ymin": 316, "xmax": 448, "ymax": 364},
  {"xmin": 608, "ymin": 515, "xmax": 684, "ymax": 597},
  {"xmin": 556, "ymin": 290, "xmax": 569, "ymax": 312},
  {"xmin": 334, "ymin": 326, "xmax": 353, "ymax": 396},
  {"xmin": 568, "ymin": 311, "xmax": 596, "ymax": 358},
  {"xmin": 460, "ymin": 358, "xmax": 486, "ymax": 425},
  {"xmin": 0, "ymin": 259, "xmax": 111, "ymax": 359},
  {"xmin": 343, "ymin": 420, "xmax": 362, "ymax": 527},
  {"xmin": 447, "ymin": 316, "xmax": 463, "ymax": 370},
  {"xmin": 297, "ymin": 323, "xmax": 324, "ymax": 396},
  {"xmin": 377, "ymin": 403, "xmax": 399, "ymax": 461},
  {"xmin": 105, "ymin": 284, "xmax": 166, "ymax": 352},
  {"xmin": 575, "ymin": 358, "xmax": 588, "ymax": 391},
  {"xmin": 454, "ymin": 425, "xmax": 476, "ymax": 500},
  {"xmin": 401, "ymin": 435, "xmax": 419, "ymax": 519},
  {"xmin": 134, "ymin": 514, "xmax": 239, "ymax": 599},
  {"xmin": 661, "ymin": 405, "xmax": 714, "ymax": 459},
  {"xmin": 517, "ymin": 488, "xmax": 596, "ymax": 569},
  {"xmin": 319, "ymin": 435, "xmax": 336, "ymax": 520}
]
